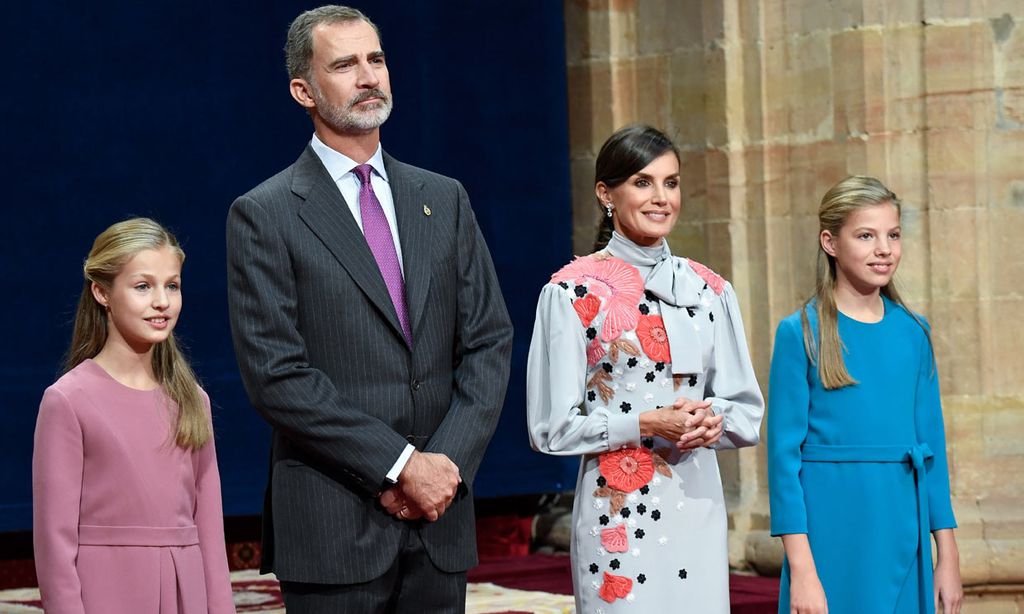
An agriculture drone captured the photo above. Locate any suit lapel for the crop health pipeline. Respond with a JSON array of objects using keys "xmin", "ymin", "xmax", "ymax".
[
  {"xmin": 385, "ymin": 152, "xmax": 431, "ymax": 340},
  {"xmin": 292, "ymin": 146, "xmax": 406, "ymax": 342}
]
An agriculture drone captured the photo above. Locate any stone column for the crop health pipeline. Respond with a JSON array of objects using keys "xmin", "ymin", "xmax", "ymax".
[{"xmin": 563, "ymin": 0, "xmax": 1024, "ymax": 604}]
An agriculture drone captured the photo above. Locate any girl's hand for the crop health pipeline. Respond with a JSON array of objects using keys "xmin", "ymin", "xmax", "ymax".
[
  {"xmin": 933, "ymin": 528, "xmax": 962, "ymax": 614},
  {"xmin": 789, "ymin": 568, "xmax": 828, "ymax": 614},
  {"xmin": 934, "ymin": 558, "xmax": 963, "ymax": 613}
]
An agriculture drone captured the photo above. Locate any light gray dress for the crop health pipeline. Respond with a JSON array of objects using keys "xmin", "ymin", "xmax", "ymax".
[{"xmin": 527, "ymin": 232, "xmax": 764, "ymax": 613}]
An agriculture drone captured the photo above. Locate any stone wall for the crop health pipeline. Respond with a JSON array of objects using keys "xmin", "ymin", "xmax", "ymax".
[{"xmin": 563, "ymin": 0, "xmax": 1024, "ymax": 603}]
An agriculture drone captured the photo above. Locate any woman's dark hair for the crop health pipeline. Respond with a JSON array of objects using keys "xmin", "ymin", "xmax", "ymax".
[{"xmin": 592, "ymin": 124, "xmax": 680, "ymax": 252}]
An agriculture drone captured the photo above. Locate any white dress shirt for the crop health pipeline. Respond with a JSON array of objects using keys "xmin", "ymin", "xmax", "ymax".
[{"xmin": 309, "ymin": 133, "xmax": 415, "ymax": 485}]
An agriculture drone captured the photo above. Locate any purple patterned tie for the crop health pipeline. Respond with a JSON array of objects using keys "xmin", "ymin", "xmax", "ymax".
[{"xmin": 353, "ymin": 164, "xmax": 412, "ymax": 345}]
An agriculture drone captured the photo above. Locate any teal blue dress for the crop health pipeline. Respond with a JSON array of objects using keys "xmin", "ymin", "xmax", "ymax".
[{"xmin": 767, "ymin": 297, "xmax": 956, "ymax": 614}]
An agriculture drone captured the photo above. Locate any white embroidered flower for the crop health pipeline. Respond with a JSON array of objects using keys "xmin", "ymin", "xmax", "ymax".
[
  {"xmin": 592, "ymin": 581, "xmax": 601, "ymax": 591},
  {"xmin": 658, "ymin": 536, "xmax": 669, "ymax": 545},
  {"xmin": 651, "ymin": 496, "xmax": 661, "ymax": 504},
  {"xmin": 614, "ymin": 368, "xmax": 624, "ymax": 376},
  {"xmin": 652, "ymin": 477, "xmax": 661, "ymax": 486},
  {"xmin": 676, "ymin": 501, "xmax": 686, "ymax": 511},
  {"xmin": 660, "ymin": 379, "xmax": 671, "ymax": 388},
  {"xmin": 625, "ymin": 382, "xmax": 637, "ymax": 392},
  {"xmin": 627, "ymin": 517, "xmax": 637, "ymax": 527},
  {"xmin": 640, "ymin": 359, "xmax": 650, "ymax": 368},
  {"xmin": 627, "ymin": 493, "xmax": 638, "ymax": 503},
  {"xmin": 612, "ymin": 514, "xmax": 623, "ymax": 524},
  {"xmin": 590, "ymin": 526, "xmax": 600, "ymax": 537},
  {"xmin": 597, "ymin": 547, "xmax": 607, "ymax": 556},
  {"xmin": 643, "ymin": 393, "xmax": 654, "ymax": 402},
  {"xmin": 631, "ymin": 547, "xmax": 641, "ymax": 557},
  {"xmin": 626, "ymin": 594, "xmax": 636, "ymax": 603},
  {"xmin": 593, "ymin": 499, "xmax": 604, "ymax": 510},
  {"xmin": 611, "ymin": 383, "xmax": 619, "ymax": 391}
]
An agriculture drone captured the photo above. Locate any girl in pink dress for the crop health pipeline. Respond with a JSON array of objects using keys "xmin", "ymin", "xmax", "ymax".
[{"xmin": 33, "ymin": 218, "xmax": 235, "ymax": 614}]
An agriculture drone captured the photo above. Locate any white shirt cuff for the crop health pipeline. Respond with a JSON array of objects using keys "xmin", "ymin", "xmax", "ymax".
[{"xmin": 385, "ymin": 444, "xmax": 416, "ymax": 483}]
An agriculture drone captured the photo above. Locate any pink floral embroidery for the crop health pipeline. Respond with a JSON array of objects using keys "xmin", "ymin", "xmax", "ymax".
[
  {"xmin": 636, "ymin": 315, "xmax": 671, "ymax": 363},
  {"xmin": 573, "ymin": 293, "xmax": 601, "ymax": 327},
  {"xmin": 599, "ymin": 447, "xmax": 655, "ymax": 493},
  {"xmin": 600, "ymin": 524, "xmax": 629, "ymax": 553},
  {"xmin": 586, "ymin": 337, "xmax": 606, "ymax": 367},
  {"xmin": 688, "ymin": 260, "xmax": 726, "ymax": 295},
  {"xmin": 551, "ymin": 256, "xmax": 643, "ymax": 342},
  {"xmin": 599, "ymin": 572, "xmax": 633, "ymax": 603}
]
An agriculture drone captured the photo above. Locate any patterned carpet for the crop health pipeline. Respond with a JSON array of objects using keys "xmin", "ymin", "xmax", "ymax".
[{"xmin": 0, "ymin": 569, "xmax": 576, "ymax": 614}]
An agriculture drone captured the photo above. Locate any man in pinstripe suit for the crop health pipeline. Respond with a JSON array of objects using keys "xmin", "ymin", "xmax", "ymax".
[{"xmin": 225, "ymin": 6, "xmax": 513, "ymax": 612}]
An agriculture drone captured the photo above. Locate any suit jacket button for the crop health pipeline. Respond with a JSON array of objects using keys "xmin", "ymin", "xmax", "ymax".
[
  {"xmin": 405, "ymin": 434, "xmax": 416, "ymax": 443},
  {"xmin": 411, "ymin": 379, "xmax": 421, "ymax": 391}
]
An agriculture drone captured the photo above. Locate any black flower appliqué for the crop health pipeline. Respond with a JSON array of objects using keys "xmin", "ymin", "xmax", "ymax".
[
  {"xmin": 620, "ymin": 402, "xmax": 632, "ymax": 414},
  {"xmin": 634, "ymin": 529, "xmax": 645, "ymax": 539},
  {"xmin": 589, "ymin": 563, "xmax": 599, "ymax": 574},
  {"xmin": 574, "ymin": 285, "xmax": 588, "ymax": 298},
  {"xmin": 609, "ymin": 559, "xmax": 621, "ymax": 570}
]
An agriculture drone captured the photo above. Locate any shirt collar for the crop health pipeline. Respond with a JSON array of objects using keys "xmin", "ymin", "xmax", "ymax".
[{"xmin": 310, "ymin": 133, "xmax": 389, "ymax": 184}]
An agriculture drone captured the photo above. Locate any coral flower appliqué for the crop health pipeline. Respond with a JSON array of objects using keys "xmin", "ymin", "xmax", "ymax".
[
  {"xmin": 636, "ymin": 314, "xmax": 671, "ymax": 363},
  {"xmin": 551, "ymin": 255, "xmax": 643, "ymax": 341},
  {"xmin": 586, "ymin": 337, "xmax": 607, "ymax": 367},
  {"xmin": 573, "ymin": 293, "xmax": 601, "ymax": 327},
  {"xmin": 600, "ymin": 524, "xmax": 629, "ymax": 553},
  {"xmin": 688, "ymin": 259, "xmax": 726, "ymax": 295},
  {"xmin": 599, "ymin": 572, "xmax": 633, "ymax": 603},
  {"xmin": 599, "ymin": 447, "xmax": 655, "ymax": 493}
]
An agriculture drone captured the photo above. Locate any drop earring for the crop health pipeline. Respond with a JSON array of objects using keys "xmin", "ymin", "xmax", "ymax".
[{"xmin": 605, "ymin": 203, "xmax": 614, "ymax": 218}]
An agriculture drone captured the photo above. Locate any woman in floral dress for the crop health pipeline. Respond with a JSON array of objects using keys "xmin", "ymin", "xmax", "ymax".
[{"xmin": 527, "ymin": 125, "xmax": 764, "ymax": 613}]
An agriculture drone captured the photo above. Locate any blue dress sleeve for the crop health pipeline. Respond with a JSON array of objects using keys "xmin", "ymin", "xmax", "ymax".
[
  {"xmin": 913, "ymin": 320, "xmax": 957, "ymax": 531},
  {"xmin": 767, "ymin": 314, "xmax": 811, "ymax": 536}
]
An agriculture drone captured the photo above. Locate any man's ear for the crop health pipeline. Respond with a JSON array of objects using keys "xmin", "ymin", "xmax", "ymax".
[{"xmin": 289, "ymin": 78, "xmax": 317, "ymax": 110}]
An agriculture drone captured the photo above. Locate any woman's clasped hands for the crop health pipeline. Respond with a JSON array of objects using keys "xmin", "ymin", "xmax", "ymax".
[{"xmin": 639, "ymin": 397, "xmax": 723, "ymax": 450}]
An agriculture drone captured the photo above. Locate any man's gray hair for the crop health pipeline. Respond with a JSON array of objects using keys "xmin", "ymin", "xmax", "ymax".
[{"xmin": 285, "ymin": 5, "xmax": 381, "ymax": 81}]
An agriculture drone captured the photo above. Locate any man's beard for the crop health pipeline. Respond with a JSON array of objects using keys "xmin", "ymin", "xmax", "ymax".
[{"xmin": 313, "ymin": 84, "xmax": 393, "ymax": 133}]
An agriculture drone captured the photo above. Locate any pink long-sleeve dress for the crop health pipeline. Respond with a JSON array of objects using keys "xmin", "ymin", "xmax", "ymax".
[{"xmin": 32, "ymin": 358, "xmax": 236, "ymax": 614}]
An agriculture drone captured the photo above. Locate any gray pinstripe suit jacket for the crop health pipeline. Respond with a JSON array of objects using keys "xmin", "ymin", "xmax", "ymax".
[{"xmin": 225, "ymin": 145, "xmax": 513, "ymax": 584}]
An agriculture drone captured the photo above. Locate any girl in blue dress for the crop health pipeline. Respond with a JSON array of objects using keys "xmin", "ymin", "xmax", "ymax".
[{"xmin": 767, "ymin": 176, "xmax": 963, "ymax": 614}]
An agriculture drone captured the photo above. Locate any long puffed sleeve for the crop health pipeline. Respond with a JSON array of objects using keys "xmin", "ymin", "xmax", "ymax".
[
  {"xmin": 527, "ymin": 284, "xmax": 641, "ymax": 455},
  {"xmin": 193, "ymin": 392, "xmax": 237, "ymax": 614},
  {"xmin": 913, "ymin": 321, "xmax": 957, "ymax": 531},
  {"xmin": 705, "ymin": 283, "xmax": 764, "ymax": 450},
  {"xmin": 32, "ymin": 387, "xmax": 86, "ymax": 614},
  {"xmin": 767, "ymin": 315, "xmax": 811, "ymax": 535}
]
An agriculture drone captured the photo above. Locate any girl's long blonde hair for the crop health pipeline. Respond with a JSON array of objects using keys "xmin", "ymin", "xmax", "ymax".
[
  {"xmin": 66, "ymin": 217, "xmax": 209, "ymax": 449},
  {"xmin": 801, "ymin": 175, "xmax": 929, "ymax": 389}
]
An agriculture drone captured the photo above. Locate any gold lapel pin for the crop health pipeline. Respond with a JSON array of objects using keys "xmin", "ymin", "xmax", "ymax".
[{"xmin": 423, "ymin": 205, "xmax": 432, "ymax": 216}]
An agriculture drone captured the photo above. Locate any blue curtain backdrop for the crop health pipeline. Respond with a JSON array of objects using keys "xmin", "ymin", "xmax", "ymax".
[{"xmin": 0, "ymin": 1, "xmax": 578, "ymax": 531}]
